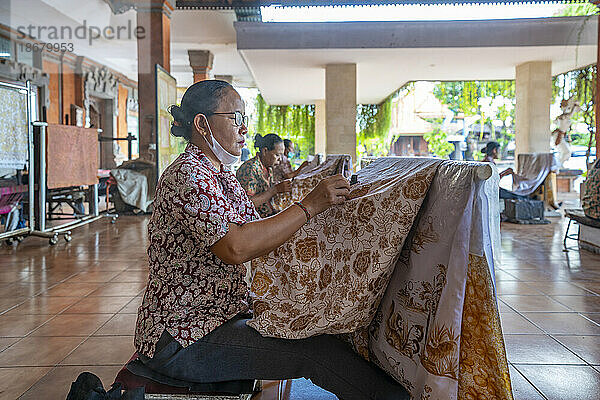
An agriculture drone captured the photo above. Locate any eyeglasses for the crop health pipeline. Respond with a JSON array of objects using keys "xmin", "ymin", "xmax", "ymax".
[{"xmin": 211, "ymin": 111, "xmax": 248, "ymax": 127}]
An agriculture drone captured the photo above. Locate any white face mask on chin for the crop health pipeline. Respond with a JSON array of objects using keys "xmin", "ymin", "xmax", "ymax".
[{"xmin": 204, "ymin": 123, "xmax": 240, "ymax": 169}]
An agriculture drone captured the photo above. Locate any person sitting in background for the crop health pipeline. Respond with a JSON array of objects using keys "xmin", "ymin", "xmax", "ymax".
[
  {"xmin": 273, "ymin": 139, "xmax": 310, "ymax": 183},
  {"xmin": 482, "ymin": 142, "xmax": 514, "ymax": 178},
  {"xmin": 583, "ymin": 158, "xmax": 600, "ymax": 220},
  {"xmin": 236, "ymin": 134, "xmax": 292, "ymax": 217},
  {"xmin": 482, "ymin": 141, "xmax": 528, "ymax": 200}
]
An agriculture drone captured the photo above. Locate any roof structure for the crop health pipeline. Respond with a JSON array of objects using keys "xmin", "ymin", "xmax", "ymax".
[
  {"xmin": 236, "ymin": 16, "xmax": 597, "ymax": 104},
  {"xmin": 102, "ymin": 0, "xmax": 592, "ymax": 13},
  {"xmin": 176, "ymin": 0, "xmax": 588, "ymax": 8}
]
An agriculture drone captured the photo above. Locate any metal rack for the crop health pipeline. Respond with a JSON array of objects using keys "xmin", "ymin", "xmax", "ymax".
[
  {"xmin": 98, "ymin": 131, "xmax": 138, "ymax": 161},
  {"xmin": 0, "ymin": 81, "xmax": 35, "ymax": 243},
  {"xmin": 29, "ymin": 123, "xmax": 118, "ymax": 245}
]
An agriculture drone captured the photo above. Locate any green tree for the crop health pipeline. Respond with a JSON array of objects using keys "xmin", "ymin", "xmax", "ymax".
[
  {"xmin": 433, "ymin": 80, "xmax": 515, "ymax": 157},
  {"xmin": 552, "ymin": 2, "xmax": 598, "ymax": 166},
  {"xmin": 554, "ymin": 2, "xmax": 597, "ymax": 17},
  {"xmin": 553, "ymin": 65, "xmax": 596, "ymax": 163},
  {"xmin": 253, "ymin": 94, "xmax": 315, "ymax": 160},
  {"xmin": 355, "ymin": 84, "xmax": 414, "ymax": 158},
  {"xmin": 423, "ymin": 125, "xmax": 455, "ymax": 159},
  {"xmin": 356, "ymin": 96, "xmax": 393, "ymax": 157},
  {"xmin": 433, "ymin": 81, "xmax": 514, "ymax": 116}
]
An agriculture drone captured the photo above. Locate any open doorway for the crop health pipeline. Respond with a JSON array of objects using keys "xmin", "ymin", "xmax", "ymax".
[{"xmin": 88, "ymin": 96, "xmax": 115, "ymax": 169}]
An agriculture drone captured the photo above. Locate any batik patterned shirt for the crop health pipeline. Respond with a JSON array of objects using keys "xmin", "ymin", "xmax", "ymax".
[
  {"xmin": 236, "ymin": 155, "xmax": 276, "ymax": 218},
  {"xmin": 135, "ymin": 143, "xmax": 260, "ymax": 358}
]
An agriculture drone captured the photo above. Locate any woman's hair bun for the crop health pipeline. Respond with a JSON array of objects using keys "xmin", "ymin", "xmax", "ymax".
[
  {"xmin": 254, "ymin": 133, "xmax": 283, "ymax": 151},
  {"xmin": 254, "ymin": 134, "xmax": 264, "ymax": 148},
  {"xmin": 169, "ymin": 105, "xmax": 185, "ymax": 122},
  {"xmin": 169, "ymin": 105, "xmax": 191, "ymax": 139}
]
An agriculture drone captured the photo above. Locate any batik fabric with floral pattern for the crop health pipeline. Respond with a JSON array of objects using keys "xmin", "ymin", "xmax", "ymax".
[
  {"xmin": 583, "ymin": 159, "xmax": 600, "ymax": 220},
  {"xmin": 248, "ymin": 158, "xmax": 439, "ymax": 338},
  {"xmin": 271, "ymin": 155, "xmax": 351, "ymax": 212},
  {"xmin": 249, "ymin": 157, "xmax": 513, "ymax": 400}
]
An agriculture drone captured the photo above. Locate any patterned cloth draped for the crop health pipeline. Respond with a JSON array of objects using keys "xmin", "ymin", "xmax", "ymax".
[
  {"xmin": 583, "ymin": 159, "xmax": 600, "ymax": 220},
  {"xmin": 249, "ymin": 157, "xmax": 512, "ymax": 400},
  {"xmin": 271, "ymin": 154, "xmax": 351, "ymax": 212},
  {"xmin": 512, "ymin": 153, "xmax": 558, "ymax": 196},
  {"xmin": 46, "ymin": 125, "xmax": 99, "ymax": 189},
  {"xmin": 0, "ymin": 86, "xmax": 29, "ymax": 170},
  {"xmin": 249, "ymin": 159, "xmax": 438, "ymax": 337}
]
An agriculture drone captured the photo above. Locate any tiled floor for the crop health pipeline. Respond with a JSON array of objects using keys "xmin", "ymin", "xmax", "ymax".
[
  {"xmin": 0, "ymin": 217, "xmax": 145, "ymax": 400},
  {"xmin": 1, "ymin": 214, "xmax": 600, "ymax": 399},
  {"xmin": 498, "ymin": 218, "xmax": 600, "ymax": 400}
]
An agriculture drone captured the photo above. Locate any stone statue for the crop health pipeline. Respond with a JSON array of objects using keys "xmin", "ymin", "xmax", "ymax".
[{"xmin": 551, "ymin": 96, "xmax": 581, "ymax": 167}]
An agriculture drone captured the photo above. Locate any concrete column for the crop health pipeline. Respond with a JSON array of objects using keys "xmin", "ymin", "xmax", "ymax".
[
  {"xmin": 314, "ymin": 99, "xmax": 326, "ymax": 155},
  {"xmin": 325, "ymin": 64, "xmax": 356, "ymax": 161},
  {"xmin": 137, "ymin": 0, "xmax": 174, "ymax": 161},
  {"xmin": 214, "ymin": 75, "xmax": 233, "ymax": 84},
  {"xmin": 188, "ymin": 50, "xmax": 214, "ymax": 83},
  {"xmin": 515, "ymin": 61, "xmax": 552, "ymax": 157}
]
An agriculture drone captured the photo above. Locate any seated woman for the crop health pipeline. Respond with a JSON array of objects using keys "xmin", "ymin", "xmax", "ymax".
[
  {"xmin": 482, "ymin": 141, "xmax": 528, "ymax": 200},
  {"xmin": 482, "ymin": 142, "xmax": 514, "ymax": 178},
  {"xmin": 134, "ymin": 80, "xmax": 408, "ymax": 400},
  {"xmin": 236, "ymin": 134, "xmax": 292, "ymax": 218},
  {"xmin": 272, "ymin": 139, "xmax": 310, "ymax": 183},
  {"xmin": 583, "ymin": 159, "xmax": 600, "ymax": 220}
]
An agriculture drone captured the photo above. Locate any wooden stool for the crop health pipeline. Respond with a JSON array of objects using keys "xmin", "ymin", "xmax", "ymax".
[{"xmin": 114, "ymin": 353, "xmax": 261, "ymax": 400}]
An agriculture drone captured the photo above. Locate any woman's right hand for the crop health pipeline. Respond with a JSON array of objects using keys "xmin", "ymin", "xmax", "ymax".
[
  {"xmin": 302, "ymin": 174, "xmax": 351, "ymax": 217},
  {"xmin": 275, "ymin": 179, "xmax": 293, "ymax": 194},
  {"xmin": 297, "ymin": 160, "xmax": 310, "ymax": 171}
]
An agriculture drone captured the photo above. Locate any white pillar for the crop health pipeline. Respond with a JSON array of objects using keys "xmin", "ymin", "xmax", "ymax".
[
  {"xmin": 515, "ymin": 61, "xmax": 552, "ymax": 157},
  {"xmin": 314, "ymin": 99, "xmax": 326, "ymax": 155},
  {"xmin": 326, "ymin": 64, "xmax": 357, "ymax": 161}
]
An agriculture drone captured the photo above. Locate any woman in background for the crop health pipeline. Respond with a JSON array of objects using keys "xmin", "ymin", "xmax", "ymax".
[
  {"xmin": 482, "ymin": 141, "xmax": 514, "ymax": 178},
  {"xmin": 236, "ymin": 134, "xmax": 292, "ymax": 217},
  {"xmin": 273, "ymin": 139, "xmax": 310, "ymax": 183}
]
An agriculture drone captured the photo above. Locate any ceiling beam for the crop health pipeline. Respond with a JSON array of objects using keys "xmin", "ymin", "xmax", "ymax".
[
  {"xmin": 176, "ymin": 0, "xmax": 586, "ymax": 9},
  {"xmin": 236, "ymin": 16, "xmax": 597, "ymax": 50}
]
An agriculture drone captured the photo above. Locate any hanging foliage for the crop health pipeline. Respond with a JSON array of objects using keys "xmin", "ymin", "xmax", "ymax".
[
  {"xmin": 423, "ymin": 124, "xmax": 455, "ymax": 159},
  {"xmin": 253, "ymin": 85, "xmax": 401, "ymax": 160},
  {"xmin": 356, "ymin": 91, "xmax": 395, "ymax": 157},
  {"xmin": 555, "ymin": 2, "xmax": 598, "ymax": 17},
  {"xmin": 434, "ymin": 80, "xmax": 515, "ymax": 117},
  {"xmin": 253, "ymin": 94, "xmax": 315, "ymax": 160},
  {"xmin": 433, "ymin": 80, "xmax": 516, "ymax": 158}
]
